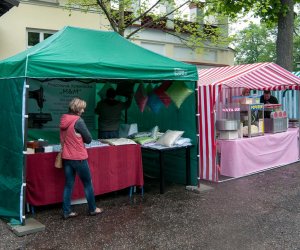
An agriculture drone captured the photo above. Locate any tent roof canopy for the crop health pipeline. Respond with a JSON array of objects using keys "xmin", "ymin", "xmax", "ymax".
[
  {"xmin": 0, "ymin": 26, "xmax": 197, "ymax": 81},
  {"xmin": 198, "ymin": 62, "xmax": 300, "ymax": 90}
]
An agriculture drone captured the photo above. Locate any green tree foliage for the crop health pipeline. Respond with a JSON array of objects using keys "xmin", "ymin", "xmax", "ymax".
[
  {"xmin": 233, "ymin": 23, "xmax": 277, "ymax": 64},
  {"xmin": 206, "ymin": 0, "xmax": 300, "ymax": 71},
  {"xmin": 66, "ymin": 0, "xmax": 232, "ymax": 50},
  {"xmin": 233, "ymin": 15, "xmax": 300, "ymax": 70}
]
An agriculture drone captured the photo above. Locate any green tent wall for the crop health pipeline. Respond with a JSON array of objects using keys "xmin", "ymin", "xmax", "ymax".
[
  {"xmin": 0, "ymin": 26, "xmax": 198, "ymax": 222},
  {"xmin": 0, "ymin": 78, "xmax": 25, "ymax": 220}
]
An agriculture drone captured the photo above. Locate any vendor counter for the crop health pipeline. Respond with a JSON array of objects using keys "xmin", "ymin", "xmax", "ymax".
[
  {"xmin": 26, "ymin": 144, "xmax": 144, "ymax": 206},
  {"xmin": 217, "ymin": 128, "xmax": 299, "ymax": 178}
]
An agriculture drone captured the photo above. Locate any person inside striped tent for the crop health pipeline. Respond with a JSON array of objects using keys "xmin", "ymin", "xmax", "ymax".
[
  {"xmin": 260, "ymin": 90, "xmax": 278, "ymax": 105},
  {"xmin": 260, "ymin": 90, "xmax": 279, "ymax": 118}
]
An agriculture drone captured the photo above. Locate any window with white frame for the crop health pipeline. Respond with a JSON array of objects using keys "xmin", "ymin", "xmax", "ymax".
[{"xmin": 27, "ymin": 29, "xmax": 56, "ymax": 48}]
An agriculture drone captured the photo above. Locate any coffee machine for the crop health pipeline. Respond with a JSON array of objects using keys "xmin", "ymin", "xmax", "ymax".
[{"xmin": 28, "ymin": 87, "xmax": 52, "ymax": 128}]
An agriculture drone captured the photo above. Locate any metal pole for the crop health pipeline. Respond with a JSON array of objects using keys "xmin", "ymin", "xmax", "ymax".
[
  {"xmin": 194, "ymin": 81, "xmax": 200, "ymax": 188},
  {"xmin": 22, "ymin": 79, "xmax": 29, "ymax": 225},
  {"xmin": 298, "ymin": 88, "xmax": 300, "ymax": 159}
]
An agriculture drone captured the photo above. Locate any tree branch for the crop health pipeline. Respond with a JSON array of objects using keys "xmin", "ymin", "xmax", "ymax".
[
  {"xmin": 96, "ymin": 0, "xmax": 118, "ymax": 32},
  {"xmin": 126, "ymin": 0, "xmax": 192, "ymax": 39},
  {"xmin": 129, "ymin": 0, "xmax": 163, "ymax": 25}
]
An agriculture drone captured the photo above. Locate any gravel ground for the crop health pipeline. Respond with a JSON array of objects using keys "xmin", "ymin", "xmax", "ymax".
[{"xmin": 1, "ymin": 162, "xmax": 300, "ymax": 250}]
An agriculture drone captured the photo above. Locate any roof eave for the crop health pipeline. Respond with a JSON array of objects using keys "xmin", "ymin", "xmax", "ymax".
[{"xmin": 0, "ymin": 0, "xmax": 19, "ymax": 17}]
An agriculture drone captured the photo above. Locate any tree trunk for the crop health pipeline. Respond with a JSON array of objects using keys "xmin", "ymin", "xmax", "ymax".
[
  {"xmin": 276, "ymin": 0, "xmax": 294, "ymax": 71},
  {"xmin": 118, "ymin": 0, "xmax": 125, "ymax": 37}
]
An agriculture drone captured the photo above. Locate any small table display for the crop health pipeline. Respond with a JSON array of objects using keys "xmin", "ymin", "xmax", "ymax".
[{"xmin": 141, "ymin": 143, "xmax": 192, "ymax": 194}]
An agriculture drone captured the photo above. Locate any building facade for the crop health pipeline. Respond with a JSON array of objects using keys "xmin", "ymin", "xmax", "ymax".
[
  {"xmin": 0, "ymin": 0, "xmax": 234, "ymax": 67},
  {"xmin": 128, "ymin": 28, "xmax": 234, "ymax": 70},
  {"xmin": 0, "ymin": 0, "xmax": 109, "ymax": 60}
]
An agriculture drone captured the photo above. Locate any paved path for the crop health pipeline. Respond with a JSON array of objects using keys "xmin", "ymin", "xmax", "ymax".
[{"xmin": 1, "ymin": 162, "xmax": 300, "ymax": 250}]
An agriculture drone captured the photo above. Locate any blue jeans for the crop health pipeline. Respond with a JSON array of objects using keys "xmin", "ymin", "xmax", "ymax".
[{"xmin": 62, "ymin": 159, "xmax": 96, "ymax": 215}]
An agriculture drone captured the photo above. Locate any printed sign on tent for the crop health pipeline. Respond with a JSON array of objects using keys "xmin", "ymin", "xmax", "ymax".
[{"xmin": 28, "ymin": 79, "xmax": 95, "ymax": 129}]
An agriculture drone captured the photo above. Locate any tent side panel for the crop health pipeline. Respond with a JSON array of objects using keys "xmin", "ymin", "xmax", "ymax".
[
  {"xmin": 273, "ymin": 90, "xmax": 299, "ymax": 119},
  {"xmin": 0, "ymin": 78, "xmax": 25, "ymax": 220},
  {"xmin": 198, "ymin": 85, "xmax": 219, "ymax": 182}
]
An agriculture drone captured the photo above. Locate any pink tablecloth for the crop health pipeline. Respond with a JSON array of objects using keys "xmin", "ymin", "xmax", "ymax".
[
  {"xmin": 26, "ymin": 144, "xmax": 144, "ymax": 206},
  {"xmin": 218, "ymin": 128, "xmax": 299, "ymax": 178}
]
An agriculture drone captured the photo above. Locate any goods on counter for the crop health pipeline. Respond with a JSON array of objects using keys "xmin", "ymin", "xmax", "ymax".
[
  {"xmin": 216, "ymin": 103, "xmax": 240, "ymax": 140},
  {"xmin": 216, "ymin": 119, "xmax": 240, "ymax": 140},
  {"xmin": 100, "ymin": 138, "xmax": 137, "ymax": 146},
  {"xmin": 240, "ymin": 103, "xmax": 264, "ymax": 137},
  {"xmin": 216, "ymin": 119, "xmax": 239, "ymax": 131},
  {"xmin": 175, "ymin": 137, "xmax": 191, "ymax": 145},
  {"xmin": 27, "ymin": 139, "xmax": 49, "ymax": 153},
  {"xmin": 264, "ymin": 117, "xmax": 288, "ymax": 133},
  {"xmin": 242, "ymin": 125, "xmax": 258, "ymax": 136},
  {"xmin": 133, "ymin": 136, "xmax": 157, "ymax": 145},
  {"xmin": 219, "ymin": 130, "xmax": 239, "ymax": 140},
  {"xmin": 129, "ymin": 126, "xmax": 159, "ymax": 139},
  {"xmin": 156, "ymin": 130, "xmax": 184, "ymax": 147},
  {"xmin": 270, "ymin": 111, "xmax": 287, "ymax": 119},
  {"xmin": 264, "ymin": 104, "xmax": 282, "ymax": 111}
]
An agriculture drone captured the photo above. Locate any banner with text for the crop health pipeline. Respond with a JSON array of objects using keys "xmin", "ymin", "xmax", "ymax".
[{"xmin": 28, "ymin": 79, "xmax": 95, "ymax": 130}]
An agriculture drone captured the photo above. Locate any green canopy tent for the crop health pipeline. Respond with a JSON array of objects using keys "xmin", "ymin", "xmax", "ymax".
[{"xmin": 0, "ymin": 26, "xmax": 198, "ymax": 223}]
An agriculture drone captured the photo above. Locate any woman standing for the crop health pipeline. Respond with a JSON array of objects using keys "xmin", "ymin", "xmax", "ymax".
[{"xmin": 60, "ymin": 97, "xmax": 103, "ymax": 219}]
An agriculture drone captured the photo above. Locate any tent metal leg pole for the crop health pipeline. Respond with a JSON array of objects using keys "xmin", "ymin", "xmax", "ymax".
[
  {"xmin": 297, "ymin": 87, "xmax": 300, "ymax": 160},
  {"xmin": 195, "ymin": 83, "xmax": 200, "ymax": 188},
  {"xmin": 22, "ymin": 79, "xmax": 29, "ymax": 226}
]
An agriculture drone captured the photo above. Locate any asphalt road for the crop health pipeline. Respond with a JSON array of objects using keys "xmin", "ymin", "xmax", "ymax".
[{"xmin": 1, "ymin": 162, "xmax": 300, "ymax": 250}]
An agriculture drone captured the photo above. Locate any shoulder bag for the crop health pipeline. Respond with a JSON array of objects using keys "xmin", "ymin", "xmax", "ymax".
[{"xmin": 55, "ymin": 132, "xmax": 67, "ymax": 169}]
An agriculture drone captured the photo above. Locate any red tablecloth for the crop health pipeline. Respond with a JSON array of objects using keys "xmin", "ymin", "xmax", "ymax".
[{"xmin": 26, "ymin": 144, "xmax": 144, "ymax": 206}]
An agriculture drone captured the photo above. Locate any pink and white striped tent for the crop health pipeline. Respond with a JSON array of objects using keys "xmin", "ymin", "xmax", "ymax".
[{"xmin": 197, "ymin": 62, "xmax": 300, "ymax": 182}]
